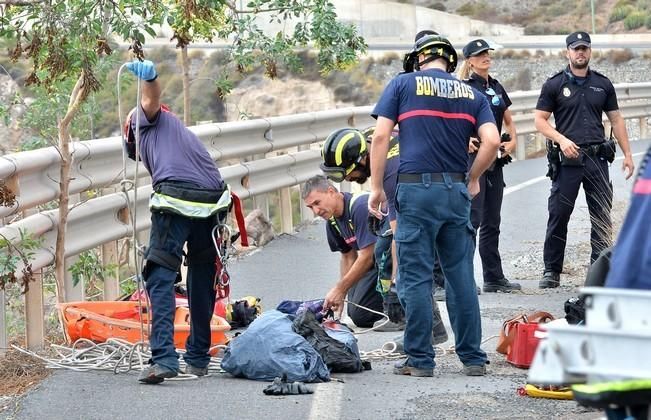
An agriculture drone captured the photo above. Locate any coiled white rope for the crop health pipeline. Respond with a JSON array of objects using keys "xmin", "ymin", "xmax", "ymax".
[{"xmin": 11, "ymin": 339, "xmax": 227, "ymax": 380}]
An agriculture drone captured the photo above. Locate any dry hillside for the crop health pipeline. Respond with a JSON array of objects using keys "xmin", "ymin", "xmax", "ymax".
[{"xmin": 396, "ymin": 0, "xmax": 651, "ymax": 35}]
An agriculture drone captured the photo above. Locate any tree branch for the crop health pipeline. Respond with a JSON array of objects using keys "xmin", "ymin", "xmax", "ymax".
[
  {"xmin": 0, "ymin": 0, "xmax": 47, "ymax": 5},
  {"xmin": 222, "ymin": 1, "xmax": 300, "ymax": 14}
]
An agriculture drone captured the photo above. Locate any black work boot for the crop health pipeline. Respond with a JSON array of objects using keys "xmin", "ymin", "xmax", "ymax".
[
  {"xmin": 539, "ymin": 271, "xmax": 560, "ymax": 289},
  {"xmin": 482, "ymin": 278, "xmax": 522, "ymax": 293}
]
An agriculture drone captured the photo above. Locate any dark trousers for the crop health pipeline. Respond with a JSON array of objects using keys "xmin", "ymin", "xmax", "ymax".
[
  {"xmin": 544, "ymin": 155, "xmax": 612, "ymax": 273},
  {"xmin": 470, "ymin": 165, "xmax": 506, "ymax": 283},
  {"xmin": 346, "ymin": 267, "xmax": 384, "ymax": 328},
  {"xmin": 145, "ymin": 211, "xmax": 218, "ymax": 371}
]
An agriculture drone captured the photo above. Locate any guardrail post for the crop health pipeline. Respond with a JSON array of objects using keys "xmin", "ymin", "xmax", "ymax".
[
  {"xmin": 279, "ymin": 187, "xmax": 293, "ymax": 233},
  {"xmin": 640, "ymin": 117, "xmax": 648, "ymax": 139},
  {"xmin": 64, "ymin": 255, "xmax": 84, "ymax": 302},
  {"xmin": 0, "ymin": 291, "xmax": 6, "ymax": 355},
  {"xmin": 534, "ymin": 133, "xmax": 545, "ymax": 157},
  {"xmin": 101, "ymin": 241, "xmax": 120, "ymax": 300},
  {"xmin": 253, "ymin": 194, "xmax": 270, "ymax": 219},
  {"xmin": 252, "ymin": 153, "xmax": 270, "ymax": 219},
  {"xmin": 297, "ymin": 145, "xmax": 314, "ymax": 223},
  {"xmin": 516, "ymin": 134, "xmax": 527, "ymax": 161},
  {"xmin": 25, "ymin": 268, "xmax": 44, "ymax": 349},
  {"xmin": 299, "ymin": 186, "xmax": 313, "ymax": 223}
]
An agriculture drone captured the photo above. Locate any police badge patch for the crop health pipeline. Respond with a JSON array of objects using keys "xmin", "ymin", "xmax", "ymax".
[{"xmin": 563, "ymin": 87, "xmax": 571, "ymax": 97}]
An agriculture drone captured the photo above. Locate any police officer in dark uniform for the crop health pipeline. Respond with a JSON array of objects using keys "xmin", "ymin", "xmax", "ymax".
[
  {"xmin": 368, "ymin": 34, "xmax": 498, "ymax": 377},
  {"xmin": 459, "ymin": 39, "xmax": 521, "ymax": 293},
  {"xmin": 535, "ymin": 31, "xmax": 635, "ymax": 289}
]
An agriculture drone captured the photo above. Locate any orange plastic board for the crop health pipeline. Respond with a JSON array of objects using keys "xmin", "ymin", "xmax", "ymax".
[{"xmin": 58, "ymin": 301, "xmax": 230, "ymax": 349}]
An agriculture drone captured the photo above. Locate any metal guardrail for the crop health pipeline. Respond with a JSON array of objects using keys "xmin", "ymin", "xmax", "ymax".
[
  {"xmin": 529, "ymin": 287, "xmax": 651, "ymax": 384},
  {"xmin": 1, "ymin": 85, "xmax": 650, "ymax": 275},
  {"xmin": 1, "ymin": 83, "xmax": 650, "ymax": 350}
]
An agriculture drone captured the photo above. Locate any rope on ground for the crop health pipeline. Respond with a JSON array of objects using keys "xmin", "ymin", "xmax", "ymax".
[
  {"xmin": 345, "ymin": 300, "xmax": 499, "ymax": 361},
  {"xmin": 343, "ymin": 300, "xmax": 389, "ymax": 335},
  {"xmin": 11, "ymin": 339, "xmax": 228, "ymax": 381}
]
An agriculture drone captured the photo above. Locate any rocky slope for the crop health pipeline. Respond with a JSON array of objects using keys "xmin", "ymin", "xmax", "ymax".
[{"xmin": 225, "ymin": 52, "xmax": 651, "ymax": 121}]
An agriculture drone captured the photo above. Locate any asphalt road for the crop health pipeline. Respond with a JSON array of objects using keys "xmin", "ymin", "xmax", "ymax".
[{"xmin": 7, "ymin": 141, "xmax": 649, "ymax": 420}]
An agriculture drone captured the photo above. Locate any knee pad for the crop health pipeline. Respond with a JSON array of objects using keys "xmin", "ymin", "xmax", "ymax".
[
  {"xmin": 185, "ymin": 247, "xmax": 217, "ymax": 265},
  {"xmin": 143, "ymin": 247, "xmax": 182, "ymax": 282}
]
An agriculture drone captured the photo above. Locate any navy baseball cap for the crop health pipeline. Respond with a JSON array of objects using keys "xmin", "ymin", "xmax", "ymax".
[
  {"xmin": 462, "ymin": 39, "xmax": 494, "ymax": 58},
  {"xmin": 566, "ymin": 31, "xmax": 591, "ymax": 49}
]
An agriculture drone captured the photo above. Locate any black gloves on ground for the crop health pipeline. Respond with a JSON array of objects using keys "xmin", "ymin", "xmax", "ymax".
[{"xmin": 263, "ymin": 375, "xmax": 313, "ymax": 395}]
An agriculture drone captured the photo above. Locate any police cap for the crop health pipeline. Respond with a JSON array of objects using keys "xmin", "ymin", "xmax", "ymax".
[
  {"xmin": 462, "ymin": 39, "xmax": 494, "ymax": 58},
  {"xmin": 566, "ymin": 31, "xmax": 591, "ymax": 49}
]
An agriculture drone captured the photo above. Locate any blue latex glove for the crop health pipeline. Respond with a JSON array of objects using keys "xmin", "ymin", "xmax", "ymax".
[{"xmin": 126, "ymin": 59, "xmax": 157, "ymax": 81}]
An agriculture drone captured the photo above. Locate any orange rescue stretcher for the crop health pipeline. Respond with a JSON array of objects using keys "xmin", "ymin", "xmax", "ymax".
[{"xmin": 58, "ymin": 301, "xmax": 230, "ymax": 349}]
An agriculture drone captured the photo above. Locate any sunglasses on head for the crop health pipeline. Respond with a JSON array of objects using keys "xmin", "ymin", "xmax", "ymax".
[{"xmin": 485, "ymin": 88, "xmax": 501, "ymax": 106}]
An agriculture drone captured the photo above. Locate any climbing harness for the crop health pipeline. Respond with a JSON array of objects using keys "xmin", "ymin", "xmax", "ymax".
[{"xmin": 213, "ymin": 223, "xmax": 232, "ymax": 300}]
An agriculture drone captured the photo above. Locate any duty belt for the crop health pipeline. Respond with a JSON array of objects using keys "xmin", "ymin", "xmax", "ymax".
[
  {"xmin": 398, "ymin": 173, "xmax": 466, "ymax": 183},
  {"xmin": 580, "ymin": 143, "xmax": 602, "ymax": 156}
]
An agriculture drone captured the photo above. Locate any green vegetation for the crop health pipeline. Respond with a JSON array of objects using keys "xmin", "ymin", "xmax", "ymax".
[
  {"xmin": 610, "ymin": 5, "xmax": 635, "ymax": 22},
  {"xmin": 444, "ymin": 0, "xmax": 648, "ymax": 35},
  {"xmin": 457, "ymin": 1, "xmax": 500, "ymax": 22},
  {"xmin": 68, "ymin": 250, "xmax": 116, "ymax": 290},
  {"xmin": 0, "ymin": 0, "xmax": 367, "ymax": 313},
  {"xmin": 624, "ymin": 11, "xmax": 647, "ymax": 29},
  {"xmin": 0, "ymin": 229, "xmax": 42, "ymax": 294},
  {"xmin": 607, "ymin": 0, "xmax": 651, "ymax": 29}
]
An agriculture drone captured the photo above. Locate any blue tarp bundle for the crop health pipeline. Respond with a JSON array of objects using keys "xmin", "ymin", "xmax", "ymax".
[{"xmin": 221, "ymin": 310, "xmax": 330, "ymax": 382}]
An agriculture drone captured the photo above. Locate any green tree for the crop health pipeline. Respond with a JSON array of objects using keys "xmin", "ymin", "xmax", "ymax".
[
  {"xmin": 0, "ymin": 0, "xmax": 366, "ymax": 303},
  {"xmin": 0, "ymin": 229, "xmax": 42, "ymax": 294},
  {"xmin": 165, "ymin": 0, "xmax": 367, "ymax": 123}
]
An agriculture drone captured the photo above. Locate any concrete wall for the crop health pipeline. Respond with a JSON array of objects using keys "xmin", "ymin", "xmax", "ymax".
[
  {"xmin": 331, "ymin": 0, "xmax": 523, "ymax": 42},
  {"xmin": 248, "ymin": 1, "xmax": 523, "ymax": 44}
]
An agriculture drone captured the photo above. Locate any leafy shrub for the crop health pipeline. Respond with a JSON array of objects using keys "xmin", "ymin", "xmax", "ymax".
[
  {"xmin": 624, "ymin": 11, "xmax": 647, "ymax": 29},
  {"xmin": 497, "ymin": 49, "xmax": 518, "ymax": 59},
  {"xmin": 609, "ymin": 5, "xmax": 634, "ymax": 22},
  {"xmin": 546, "ymin": 3, "xmax": 566, "ymax": 17},
  {"xmin": 614, "ymin": 0, "xmax": 634, "ymax": 7},
  {"xmin": 608, "ymin": 49, "xmax": 635, "ymax": 64},
  {"xmin": 646, "ymin": 13, "xmax": 651, "ymax": 28},
  {"xmin": 429, "ymin": 2, "xmax": 446, "ymax": 11},
  {"xmin": 378, "ymin": 52, "xmax": 400, "ymax": 66},
  {"xmin": 503, "ymin": 67, "xmax": 532, "ymax": 92},
  {"xmin": 524, "ymin": 23, "xmax": 549, "ymax": 35},
  {"xmin": 456, "ymin": 2, "xmax": 475, "ymax": 16}
]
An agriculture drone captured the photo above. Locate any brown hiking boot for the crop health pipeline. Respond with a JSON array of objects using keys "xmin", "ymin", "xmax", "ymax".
[{"xmin": 393, "ymin": 359, "xmax": 433, "ymax": 377}]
